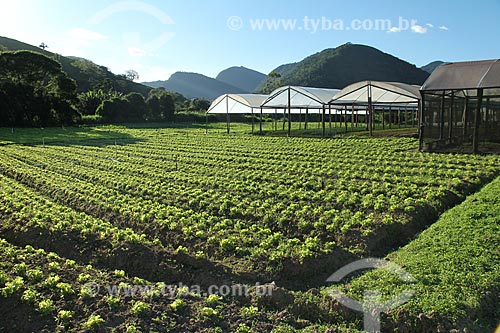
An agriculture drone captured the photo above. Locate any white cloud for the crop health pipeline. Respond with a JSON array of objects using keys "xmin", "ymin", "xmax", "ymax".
[
  {"xmin": 439, "ymin": 26, "xmax": 449, "ymax": 31},
  {"xmin": 411, "ymin": 25, "xmax": 428, "ymax": 34},
  {"xmin": 388, "ymin": 27, "xmax": 402, "ymax": 33},
  {"xmin": 426, "ymin": 23, "xmax": 434, "ymax": 28}
]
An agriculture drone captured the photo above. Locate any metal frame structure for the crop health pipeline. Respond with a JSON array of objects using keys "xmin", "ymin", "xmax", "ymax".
[{"xmin": 419, "ymin": 59, "xmax": 500, "ymax": 153}]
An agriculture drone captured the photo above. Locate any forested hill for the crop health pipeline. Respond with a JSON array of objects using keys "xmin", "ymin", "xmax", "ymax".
[
  {"xmin": 215, "ymin": 66, "xmax": 267, "ymax": 92},
  {"xmin": 0, "ymin": 36, "xmax": 151, "ymax": 95},
  {"xmin": 257, "ymin": 43, "xmax": 430, "ymax": 91}
]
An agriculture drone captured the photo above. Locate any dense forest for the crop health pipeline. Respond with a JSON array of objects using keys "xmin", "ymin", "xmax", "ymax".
[{"xmin": 0, "ymin": 50, "xmax": 210, "ymax": 127}]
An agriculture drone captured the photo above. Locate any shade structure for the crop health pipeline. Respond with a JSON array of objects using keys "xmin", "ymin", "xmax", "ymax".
[
  {"xmin": 329, "ymin": 81, "xmax": 421, "ymax": 105},
  {"xmin": 261, "ymin": 86, "xmax": 340, "ymax": 109},
  {"xmin": 207, "ymin": 94, "xmax": 269, "ymax": 114},
  {"xmin": 419, "ymin": 59, "xmax": 500, "ymax": 153},
  {"xmin": 421, "ymin": 59, "xmax": 500, "ymax": 93}
]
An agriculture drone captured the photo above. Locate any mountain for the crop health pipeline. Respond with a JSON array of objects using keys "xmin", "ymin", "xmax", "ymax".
[
  {"xmin": 0, "ymin": 36, "xmax": 151, "ymax": 95},
  {"xmin": 215, "ymin": 66, "xmax": 266, "ymax": 92},
  {"xmin": 257, "ymin": 43, "xmax": 430, "ymax": 91},
  {"xmin": 144, "ymin": 72, "xmax": 246, "ymax": 100},
  {"xmin": 421, "ymin": 61, "xmax": 445, "ymax": 74}
]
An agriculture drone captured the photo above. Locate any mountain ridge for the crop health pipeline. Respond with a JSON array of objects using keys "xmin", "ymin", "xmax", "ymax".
[
  {"xmin": 216, "ymin": 66, "xmax": 266, "ymax": 92},
  {"xmin": 256, "ymin": 43, "xmax": 430, "ymax": 91},
  {"xmin": 144, "ymin": 72, "xmax": 246, "ymax": 101}
]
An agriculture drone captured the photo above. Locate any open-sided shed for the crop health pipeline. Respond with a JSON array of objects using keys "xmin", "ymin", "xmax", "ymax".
[
  {"xmin": 261, "ymin": 86, "xmax": 340, "ymax": 136},
  {"xmin": 329, "ymin": 81, "xmax": 421, "ymax": 135},
  {"xmin": 419, "ymin": 59, "xmax": 500, "ymax": 153}
]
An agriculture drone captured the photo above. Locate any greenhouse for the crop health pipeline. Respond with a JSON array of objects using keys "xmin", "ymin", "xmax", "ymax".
[
  {"xmin": 206, "ymin": 93, "xmax": 285, "ymax": 133},
  {"xmin": 207, "ymin": 82, "xmax": 424, "ymax": 137},
  {"xmin": 329, "ymin": 81, "xmax": 421, "ymax": 135},
  {"xmin": 260, "ymin": 86, "xmax": 341, "ymax": 136},
  {"xmin": 419, "ymin": 59, "xmax": 500, "ymax": 153}
]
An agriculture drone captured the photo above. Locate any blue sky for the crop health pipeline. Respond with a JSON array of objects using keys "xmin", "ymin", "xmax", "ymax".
[{"xmin": 1, "ymin": 0, "xmax": 499, "ymax": 82}]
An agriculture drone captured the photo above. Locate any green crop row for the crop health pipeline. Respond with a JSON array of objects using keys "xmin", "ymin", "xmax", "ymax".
[{"xmin": 333, "ymin": 176, "xmax": 500, "ymax": 332}]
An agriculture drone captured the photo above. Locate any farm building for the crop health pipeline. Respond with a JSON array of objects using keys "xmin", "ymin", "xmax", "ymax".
[
  {"xmin": 419, "ymin": 59, "xmax": 500, "ymax": 153},
  {"xmin": 330, "ymin": 81, "xmax": 421, "ymax": 136}
]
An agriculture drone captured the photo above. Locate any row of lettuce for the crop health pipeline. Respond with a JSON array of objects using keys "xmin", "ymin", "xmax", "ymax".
[
  {"xmin": 0, "ymin": 131, "xmax": 498, "ymax": 279},
  {"xmin": 0, "ymin": 128, "xmax": 498, "ymax": 331}
]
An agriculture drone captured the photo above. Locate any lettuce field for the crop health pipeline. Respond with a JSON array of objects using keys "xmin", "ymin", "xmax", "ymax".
[{"xmin": 0, "ymin": 126, "xmax": 499, "ymax": 332}]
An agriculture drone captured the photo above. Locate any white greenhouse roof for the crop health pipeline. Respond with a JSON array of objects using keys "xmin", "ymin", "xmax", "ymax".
[
  {"xmin": 330, "ymin": 81, "xmax": 421, "ymax": 105},
  {"xmin": 262, "ymin": 86, "xmax": 340, "ymax": 109},
  {"xmin": 207, "ymin": 94, "xmax": 269, "ymax": 114}
]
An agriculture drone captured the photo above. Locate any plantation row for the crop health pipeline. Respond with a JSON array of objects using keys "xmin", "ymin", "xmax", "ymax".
[
  {"xmin": 0, "ymin": 131, "xmax": 499, "ymax": 279},
  {"xmin": 336, "ymin": 175, "xmax": 500, "ymax": 332},
  {"xmin": 0, "ymin": 236, "xmax": 306, "ymax": 333}
]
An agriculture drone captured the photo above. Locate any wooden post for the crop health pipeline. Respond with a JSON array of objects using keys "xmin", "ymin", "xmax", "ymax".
[
  {"xmin": 259, "ymin": 107, "xmax": 263, "ymax": 134},
  {"xmin": 305, "ymin": 108, "xmax": 309, "ymax": 130},
  {"xmin": 299, "ymin": 108, "xmax": 302, "ymax": 130},
  {"xmin": 485, "ymin": 98, "xmax": 490, "ymax": 129},
  {"xmin": 418, "ymin": 94, "xmax": 425, "ymax": 151},
  {"xmin": 398, "ymin": 108, "xmax": 401, "ymax": 128},
  {"xmin": 351, "ymin": 104, "xmax": 354, "ymax": 130},
  {"xmin": 205, "ymin": 112, "xmax": 208, "ymax": 134},
  {"xmin": 389, "ymin": 105, "xmax": 392, "ymax": 129},
  {"xmin": 448, "ymin": 92, "xmax": 454, "ymax": 139},
  {"xmin": 322, "ymin": 105, "xmax": 326, "ymax": 137},
  {"xmin": 344, "ymin": 105, "xmax": 348, "ymax": 133},
  {"xmin": 329, "ymin": 105, "xmax": 332, "ymax": 136},
  {"xmin": 473, "ymin": 89, "xmax": 483, "ymax": 154},
  {"xmin": 405, "ymin": 107, "xmax": 409, "ymax": 127},
  {"xmin": 382, "ymin": 107, "xmax": 385, "ymax": 130},
  {"xmin": 282, "ymin": 110, "xmax": 286, "ymax": 131},
  {"xmin": 368, "ymin": 84, "xmax": 373, "ymax": 136},
  {"xmin": 251, "ymin": 108, "xmax": 255, "ymax": 134},
  {"xmin": 439, "ymin": 91, "xmax": 445, "ymax": 140},
  {"xmin": 287, "ymin": 87, "xmax": 291, "ymax": 136},
  {"xmin": 274, "ymin": 110, "xmax": 277, "ymax": 131},
  {"xmin": 226, "ymin": 96, "xmax": 230, "ymax": 134},
  {"xmin": 462, "ymin": 96, "xmax": 469, "ymax": 139}
]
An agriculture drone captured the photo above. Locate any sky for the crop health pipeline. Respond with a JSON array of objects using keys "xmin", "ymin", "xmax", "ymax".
[{"xmin": 1, "ymin": 0, "xmax": 499, "ymax": 82}]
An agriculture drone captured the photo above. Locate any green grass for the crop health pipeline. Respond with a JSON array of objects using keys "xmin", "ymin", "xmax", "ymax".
[{"xmin": 335, "ymin": 176, "xmax": 500, "ymax": 332}]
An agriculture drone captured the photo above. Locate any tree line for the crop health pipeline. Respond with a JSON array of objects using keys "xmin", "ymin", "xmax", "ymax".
[{"xmin": 0, "ymin": 50, "xmax": 201, "ymax": 127}]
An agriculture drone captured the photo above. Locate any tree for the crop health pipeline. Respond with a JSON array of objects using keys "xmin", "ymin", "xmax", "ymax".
[
  {"xmin": 39, "ymin": 42, "xmax": 48, "ymax": 50},
  {"xmin": 96, "ymin": 97, "xmax": 126, "ymax": 122},
  {"xmin": 0, "ymin": 50, "xmax": 79, "ymax": 127},
  {"xmin": 124, "ymin": 92, "xmax": 147, "ymax": 120},
  {"xmin": 146, "ymin": 89, "xmax": 175, "ymax": 121},
  {"xmin": 125, "ymin": 69, "xmax": 139, "ymax": 81},
  {"xmin": 189, "ymin": 98, "xmax": 211, "ymax": 112},
  {"xmin": 263, "ymin": 71, "xmax": 282, "ymax": 94}
]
